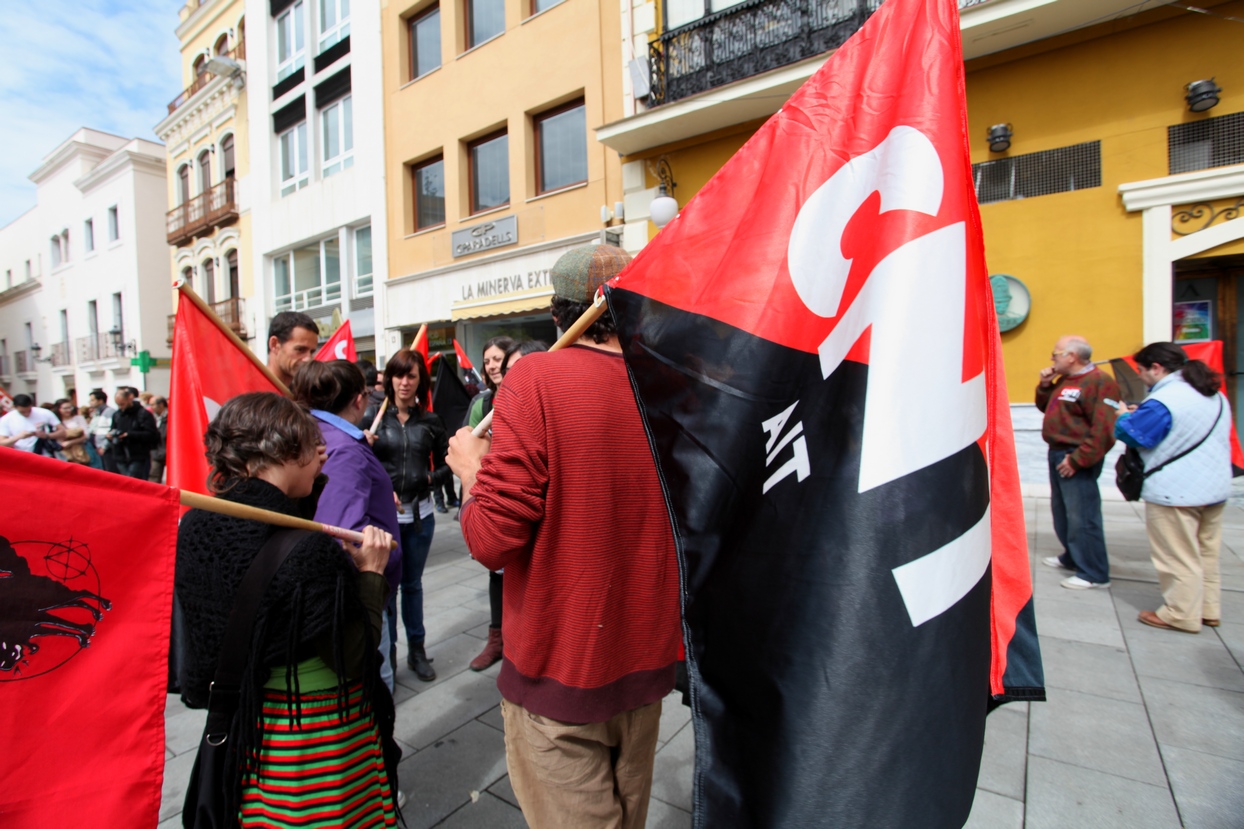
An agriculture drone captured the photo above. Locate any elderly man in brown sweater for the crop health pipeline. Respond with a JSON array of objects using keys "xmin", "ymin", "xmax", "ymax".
[{"xmin": 1036, "ymin": 335, "xmax": 1121, "ymax": 589}]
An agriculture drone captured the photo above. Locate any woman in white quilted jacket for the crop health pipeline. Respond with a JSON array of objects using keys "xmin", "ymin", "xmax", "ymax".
[{"xmin": 1114, "ymin": 342, "xmax": 1233, "ymax": 633}]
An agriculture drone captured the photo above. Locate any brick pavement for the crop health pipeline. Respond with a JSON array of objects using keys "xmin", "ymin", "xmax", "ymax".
[{"xmin": 159, "ymin": 498, "xmax": 1244, "ymax": 828}]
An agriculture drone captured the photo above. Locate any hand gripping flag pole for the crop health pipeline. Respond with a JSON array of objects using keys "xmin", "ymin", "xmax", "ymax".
[{"xmin": 470, "ymin": 292, "xmax": 608, "ymax": 438}]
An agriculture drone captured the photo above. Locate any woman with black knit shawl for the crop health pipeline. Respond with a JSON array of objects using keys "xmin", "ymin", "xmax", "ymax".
[{"xmin": 176, "ymin": 392, "xmax": 400, "ymax": 828}]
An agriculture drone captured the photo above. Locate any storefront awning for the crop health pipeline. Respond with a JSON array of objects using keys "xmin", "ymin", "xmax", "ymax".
[{"xmin": 451, "ymin": 287, "xmax": 554, "ymax": 321}]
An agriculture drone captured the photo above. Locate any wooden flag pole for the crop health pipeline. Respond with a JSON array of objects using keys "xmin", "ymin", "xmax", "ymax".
[
  {"xmin": 177, "ymin": 283, "xmax": 292, "ymax": 397},
  {"xmin": 179, "ymin": 489, "xmax": 399, "ymax": 550},
  {"xmin": 471, "ymin": 291, "xmax": 609, "ymax": 437}
]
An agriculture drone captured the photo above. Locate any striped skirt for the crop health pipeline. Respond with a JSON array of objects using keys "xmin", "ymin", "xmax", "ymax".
[{"xmin": 240, "ymin": 684, "xmax": 397, "ymax": 828}]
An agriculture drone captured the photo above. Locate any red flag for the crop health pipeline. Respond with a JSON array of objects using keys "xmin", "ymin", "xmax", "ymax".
[
  {"xmin": 452, "ymin": 339, "xmax": 475, "ymax": 371},
  {"xmin": 169, "ymin": 292, "xmax": 279, "ymax": 495},
  {"xmin": 0, "ymin": 450, "xmax": 179, "ymax": 827},
  {"xmin": 313, "ymin": 319, "xmax": 357, "ymax": 362},
  {"xmin": 605, "ymin": 0, "xmax": 1038, "ymax": 824}
]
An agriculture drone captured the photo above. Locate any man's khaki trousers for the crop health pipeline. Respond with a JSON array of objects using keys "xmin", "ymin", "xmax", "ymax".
[
  {"xmin": 501, "ymin": 697, "xmax": 662, "ymax": 829},
  {"xmin": 1145, "ymin": 501, "xmax": 1224, "ymax": 632}
]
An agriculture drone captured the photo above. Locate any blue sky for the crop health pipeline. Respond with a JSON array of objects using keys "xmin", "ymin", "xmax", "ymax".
[{"xmin": 0, "ymin": 1, "xmax": 183, "ymax": 227}]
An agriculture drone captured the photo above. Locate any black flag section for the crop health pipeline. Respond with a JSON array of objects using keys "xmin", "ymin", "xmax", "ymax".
[
  {"xmin": 609, "ymin": 288, "xmax": 990, "ymax": 828},
  {"xmin": 432, "ymin": 355, "xmax": 472, "ymax": 432}
]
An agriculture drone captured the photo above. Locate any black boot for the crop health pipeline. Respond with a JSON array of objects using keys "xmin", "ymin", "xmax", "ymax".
[{"xmin": 407, "ymin": 642, "xmax": 436, "ymax": 682}]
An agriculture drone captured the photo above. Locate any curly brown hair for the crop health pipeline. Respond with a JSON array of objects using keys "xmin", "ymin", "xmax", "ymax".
[
  {"xmin": 550, "ymin": 297, "xmax": 616, "ymax": 344},
  {"xmin": 204, "ymin": 392, "xmax": 322, "ymax": 493}
]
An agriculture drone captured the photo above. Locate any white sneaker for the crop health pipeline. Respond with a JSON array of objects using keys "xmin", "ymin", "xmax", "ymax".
[
  {"xmin": 1042, "ymin": 556, "xmax": 1072, "ymax": 570},
  {"xmin": 1061, "ymin": 575, "xmax": 1110, "ymax": 590}
]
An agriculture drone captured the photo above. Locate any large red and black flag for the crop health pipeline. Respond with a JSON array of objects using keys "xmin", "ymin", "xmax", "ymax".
[
  {"xmin": 606, "ymin": 0, "xmax": 1043, "ymax": 825},
  {"xmin": 0, "ymin": 450, "xmax": 179, "ymax": 827}
]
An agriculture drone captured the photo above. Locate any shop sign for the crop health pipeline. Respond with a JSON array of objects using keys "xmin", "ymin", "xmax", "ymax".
[
  {"xmin": 451, "ymin": 215, "xmax": 517, "ymax": 258},
  {"xmin": 460, "ymin": 266, "xmax": 551, "ymax": 301}
]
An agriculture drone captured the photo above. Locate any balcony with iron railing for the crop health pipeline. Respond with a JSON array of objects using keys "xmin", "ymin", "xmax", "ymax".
[
  {"xmin": 648, "ymin": 0, "xmax": 996, "ymax": 107},
  {"xmin": 15, "ymin": 350, "xmax": 33, "ymax": 376},
  {"xmin": 167, "ymin": 42, "xmax": 245, "ymax": 114},
  {"xmin": 50, "ymin": 341, "xmax": 72, "ymax": 368},
  {"xmin": 0, "ymin": 354, "xmax": 10, "ymax": 378},
  {"xmin": 75, "ymin": 333, "xmax": 121, "ymax": 364},
  {"xmin": 168, "ymin": 296, "xmax": 248, "ymax": 345},
  {"xmin": 168, "ymin": 177, "xmax": 239, "ymax": 247}
]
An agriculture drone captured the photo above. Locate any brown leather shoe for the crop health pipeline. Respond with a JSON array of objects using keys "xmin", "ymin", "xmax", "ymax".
[
  {"xmin": 469, "ymin": 627, "xmax": 503, "ymax": 671},
  {"xmin": 1203, "ymin": 618, "xmax": 1220, "ymax": 628},
  {"xmin": 1138, "ymin": 610, "xmax": 1198, "ymax": 633}
]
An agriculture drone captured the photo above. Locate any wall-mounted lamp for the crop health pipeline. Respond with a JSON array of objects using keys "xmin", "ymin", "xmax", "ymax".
[
  {"xmin": 31, "ymin": 343, "xmax": 53, "ymax": 364},
  {"xmin": 108, "ymin": 328, "xmax": 138, "ymax": 356},
  {"xmin": 1185, "ymin": 79, "xmax": 1221, "ymax": 113},
  {"xmin": 648, "ymin": 157, "xmax": 679, "ymax": 229},
  {"xmin": 600, "ymin": 201, "xmax": 626, "ymax": 225},
  {"xmin": 987, "ymin": 123, "xmax": 1013, "ymax": 153}
]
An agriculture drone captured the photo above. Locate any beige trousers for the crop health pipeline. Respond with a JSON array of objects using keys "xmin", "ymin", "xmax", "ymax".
[
  {"xmin": 1145, "ymin": 501, "xmax": 1224, "ymax": 632},
  {"xmin": 501, "ymin": 697, "xmax": 662, "ymax": 829}
]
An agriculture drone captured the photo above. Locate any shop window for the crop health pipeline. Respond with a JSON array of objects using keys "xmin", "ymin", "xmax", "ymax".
[
  {"xmin": 108, "ymin": 206, "xmax": 119, "ymax": 241},
  {"xmin": 410, "ymin": 5, "xmax": 441, "ymax": 79},
  {"xmin": 412, "ymin": 156, "xmax": 446, "ymax": 229},
  {"xmin": 84, "ymin": 219, "xmax": 95, "ymax": 253},
  {"xmin": 469, "ymin": 130, "xmax": 509, "ymax": 213},
  {"xmin": 1169, "ymin": 111, "xmax": 1244, "ymax": 175},
  {"xmin": 355, "ymin": 226, "xmax": 373, "ymax": 296},
  {"xmin": 321, "ymin": 95, "xmax": 354, "ymax": 177},
  {"xmin": 280, "ymin": 121, "xmax": 310, "ymax": 196},
  {"xmin": 273, "ymin": 237, "xmax": 342, "ymax": 312},
  {"xmin": 972, "ymin": 141, "xmax": 1101, "ymax": 205},
  {"xmin": 465, "ymin": 0, "xmax": 504, "ymax": 49},
  {"xmin": 535, "ymin": 100, "xmax": 587, "ymax": 193},
  {"xmin": 320, "ymin": 0, "xmax": 350, "ymax": 51},
  {"xmin": 276, "ymin": 1, "xmax": 306, "ymax": 81}
]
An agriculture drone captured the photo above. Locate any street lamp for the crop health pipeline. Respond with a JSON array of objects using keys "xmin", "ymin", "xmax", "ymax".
[
  {"xmin": 987, "ymin": 123, "xmax": 1013, "ymax": 153},
  {"xmin": 31, "ymin": 343, "xmax": 53, "ymax": 363},
  {"xmin": 1185, "ymin": 79, "xmax": 1221, "ymax": 113},
  {"xmin": 649, "ymin": 157, "xmax": 679, "ymax": 229},
  {"xmin": 108, "ymin": 328, "xmax": 138, "ymax": 356}
]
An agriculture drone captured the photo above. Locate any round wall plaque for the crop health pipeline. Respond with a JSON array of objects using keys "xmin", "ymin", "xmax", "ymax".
[{"xmin": 990, "ymin": 274, "xmax": 1030, "ymax": 332}]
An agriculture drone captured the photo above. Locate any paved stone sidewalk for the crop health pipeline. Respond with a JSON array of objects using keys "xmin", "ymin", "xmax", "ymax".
[{"xmin": 159, "ymin": 499, "xmax": 1244, "ymax": 828}]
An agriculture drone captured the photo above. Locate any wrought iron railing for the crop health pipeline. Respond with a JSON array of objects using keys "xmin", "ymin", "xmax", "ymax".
[
  {"xmin": 167, "ymin": 42, "xmax": 245, "ymax": 114},
  {"xmin": 649, "ymin": 0, "xmax": 998, "ymax": 106},
  {"xmin": 167, "ymin": 178, "xmax": 239, "ymax": 247},
  {"xmin": 74, "ymin": 334, "xmax": 120, "ymax": 364},
  {"xmin": 50, "ymin": 341, "xmax": 72, "ymax": 367}
]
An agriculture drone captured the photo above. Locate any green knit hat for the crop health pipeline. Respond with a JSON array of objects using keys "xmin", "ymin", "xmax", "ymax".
[{"xmin": 550, "ymin": 244, "xmax": 632, "ymax": 303}]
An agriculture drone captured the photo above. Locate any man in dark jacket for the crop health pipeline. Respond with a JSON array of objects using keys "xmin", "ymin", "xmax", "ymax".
[{"xmin": 110, "ymin": 386, "xmax": 159, "ymax": 480}]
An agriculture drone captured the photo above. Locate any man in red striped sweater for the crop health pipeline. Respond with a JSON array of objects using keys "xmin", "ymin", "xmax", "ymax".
[{"xmin": 448, "ymin": 244, "xmax": 681, "ymax": 829}]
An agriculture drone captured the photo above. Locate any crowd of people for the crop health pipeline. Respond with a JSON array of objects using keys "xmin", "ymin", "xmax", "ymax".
[{"xmin": 0, "ymin": 385, "xmax": 166, "ymax": 481}]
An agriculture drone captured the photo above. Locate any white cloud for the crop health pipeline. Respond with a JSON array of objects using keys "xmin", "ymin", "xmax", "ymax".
[{"xmin": 0, "ymin": 0, "xmax": 183, "ymax": 227}]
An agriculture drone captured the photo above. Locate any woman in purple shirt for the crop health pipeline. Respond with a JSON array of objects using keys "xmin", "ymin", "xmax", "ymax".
[{"xmin": 291, "ymin": 360, "xmax": 402, "ymax": 687}]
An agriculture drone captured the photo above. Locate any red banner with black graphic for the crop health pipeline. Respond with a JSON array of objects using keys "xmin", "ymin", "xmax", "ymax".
[
  {"xmin": 605, "ymin": 0, "xmax": 1041, "ymax": 825},
  {"xmin": 0, "ymin": 450, "xmax": 179, "ymax": 827}
]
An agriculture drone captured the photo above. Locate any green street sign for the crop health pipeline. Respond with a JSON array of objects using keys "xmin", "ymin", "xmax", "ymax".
[{"xmin": 131, "ymin": 350, "xmax": 154, "ymax": 374}]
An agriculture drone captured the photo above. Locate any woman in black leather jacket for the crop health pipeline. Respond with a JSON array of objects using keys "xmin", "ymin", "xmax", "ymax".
[{"xmin": 369, "ymin": 348, "xmax": 450, "ymax": 681}]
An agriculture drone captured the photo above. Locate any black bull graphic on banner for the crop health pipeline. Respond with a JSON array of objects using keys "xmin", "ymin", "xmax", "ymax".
[{"xmin": 0, "ymin": 535, "xmax": 111, "ymax": 676}]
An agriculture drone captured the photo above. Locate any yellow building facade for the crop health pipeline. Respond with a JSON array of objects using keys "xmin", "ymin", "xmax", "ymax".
[
  {"xmin": 379, "ymin": 0, "xmax": 626, "ymax": 360},
  {"xmin": 598, "ymin": 0, "xmax": 1244, "ymax": 417},
  {"xmin": 156, "ymin": 0, "xmax": 254, "ymax": 347}
]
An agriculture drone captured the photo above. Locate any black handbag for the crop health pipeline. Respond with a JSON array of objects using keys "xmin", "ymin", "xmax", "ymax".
[
  {"xmin": 1115, "ymin": 397, "xmax": 1223, "ymax": 501},
  {"xmin": 182, "ymin": 529, "xmax": 311, "ymax": 829}
]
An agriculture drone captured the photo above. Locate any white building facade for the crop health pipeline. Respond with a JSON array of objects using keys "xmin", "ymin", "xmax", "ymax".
[
  {"xmin": 244, "ymin": 0, "xmax": 388, "ymax": 361},
  {"xmin": 0, "ymin": 130, "xmax": 170, "ymax": 404}
]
